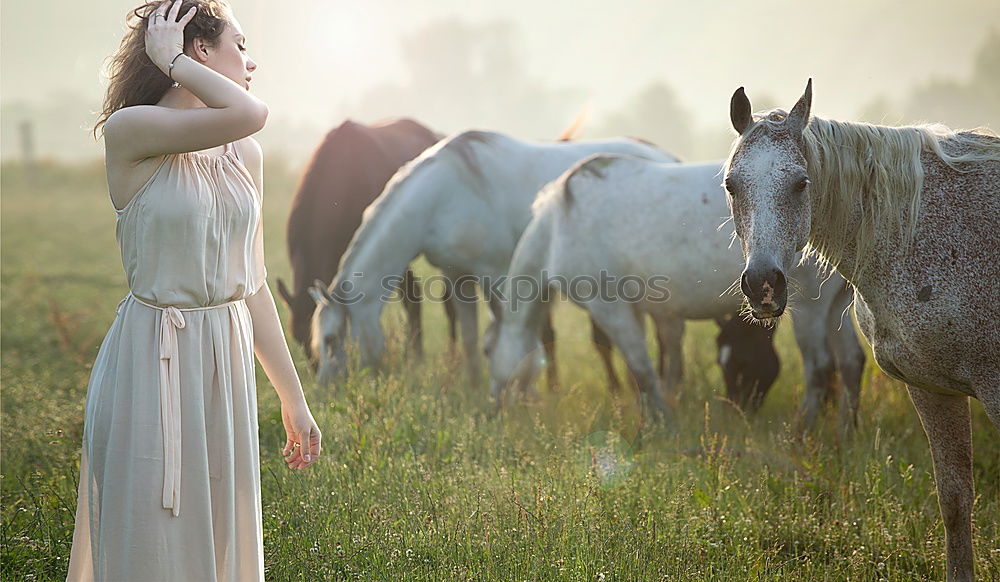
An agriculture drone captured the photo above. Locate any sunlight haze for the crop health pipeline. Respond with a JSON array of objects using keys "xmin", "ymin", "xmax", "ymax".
[{"xmin": 2, "ymin": 0, "xmax": 997, "ymax": 162}]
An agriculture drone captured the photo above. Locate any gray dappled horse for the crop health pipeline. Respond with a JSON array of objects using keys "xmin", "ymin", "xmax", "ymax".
[
  {"xmin": 725, "ymin": 79, "xmax": 999, "ymax": 581},
  {"xmin": 488, "ymin": 157, "xmax": 865, "ymax": 425}
]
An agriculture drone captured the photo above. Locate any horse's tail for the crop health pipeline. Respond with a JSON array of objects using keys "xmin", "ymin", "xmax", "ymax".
[{"xmin": 556, "ymin": 105, "xmax": 590, "ymax": 142}]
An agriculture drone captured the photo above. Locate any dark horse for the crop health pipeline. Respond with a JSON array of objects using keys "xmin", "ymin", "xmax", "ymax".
[
  {"xmin": 276, "ymin": 118, "xmax": 450, "ymax": 367},
  {"xmin": 715, "ymin": 314, "xmax": 779, "ymax": 414}
]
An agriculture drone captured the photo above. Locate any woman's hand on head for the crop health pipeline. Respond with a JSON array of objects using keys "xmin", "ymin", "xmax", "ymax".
[
  {"xmin": 280, "ymin": 401, "xmax": 322, "ymax": 471},
  {"xmin": 103, "ymin": 0, "xmax": 267, "ymax": 160},
  {"xmin": 145, "ymin": 0, "xmax": 197, "ymax": 71}
]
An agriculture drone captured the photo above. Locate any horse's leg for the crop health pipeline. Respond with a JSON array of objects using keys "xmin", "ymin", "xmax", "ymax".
[
  {"xmin": 452, "ymin": 287, "xmax": 481, "ymax": 387},
  {"xmin": 487, "ymin": 293, "xmax": 503, "ymax": 321},
  {"xmin": 651, "ymin": 313, "xmax": 685, "ymax": 397},
  {"xmin": 585, "ymin": 300, "xmax": 670, "ymax": 424},
  {"xmin": 976, "ymin": 376, "xmax": 1000, "ymax": 429},
  {"xmin": 908, "ymin": 387, "xmax": 974, "ymax": 582},
  {"xmin": 791, "ymin": 311, "xmax": 835, "ymax": 430},
  {"xmin": 654, "ymin": 315, "xmax": 666, "ymax": 379},
  {"xmin": 541, "ymin": 310, "xmax": 559, "ymax": 393},
  {"xmin": 401, "ymin": 269, "xmax": 424, "ymax": 360},
  {"xmin": 590, "ymin": 317, "xmax": 622, "ymax": 394},
  {"xmin": 442, "ymin": 275, "xmax": 458, "ymax": 348},
  {"xmin": 827, "ymin": 286, "xmax": 866, "ymax": 435},
  {"xmin": 481, "ymin": 294, "xmax": 502, "ymax": 361}
]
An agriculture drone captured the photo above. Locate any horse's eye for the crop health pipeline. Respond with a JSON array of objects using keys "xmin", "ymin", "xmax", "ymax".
[{"xmin": 794, "ymin": 177, "xmax": 811, "ymax": 193}]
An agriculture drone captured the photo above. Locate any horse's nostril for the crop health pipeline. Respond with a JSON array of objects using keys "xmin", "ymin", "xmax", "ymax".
[
  {"xmin": 740, "ymin": 271, "xmax": 754, "ymax": 299},
  {"xmin": 772, "ymin": 268, "xmax": 787, "ymax": 298}
]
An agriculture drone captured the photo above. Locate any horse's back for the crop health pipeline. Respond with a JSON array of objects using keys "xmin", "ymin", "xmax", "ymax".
[
  {"xmin": 290, "ymin": 123, "xmax": 391, "ymax": 237},
  {"xmin": 369, "ymin": 118, "xmax": 441, "ymax": 167},
  {"xmin": 543, "ymin": 157, "xmax": 743, "ymax": 312},
  {"xmin": 287, "ymin": 119, "xmax": 439, "ymax": 287},
  {"xmin": 544, "ymin": 137, "xmax": 676, "ymax": 166},
  {"xmin": 557, "ymin": 157, "xmax": 725, "ymax": 217}
]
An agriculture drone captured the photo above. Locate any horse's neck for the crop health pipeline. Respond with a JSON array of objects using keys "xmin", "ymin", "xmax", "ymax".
[
  {"xmin": 502, "ymin": 204, "xmax": 556, "ymax": 332},
  {"xmin": 807, "ymin": 186, "xmax": 864, "ymax": 277},
  {"xmin": 335, "ymin": 180, "xmax": 434, "ymax": 306},
  {"xmin": 292, "ymin": 229, "xmax": 355, "ymax": 291},
  {"xmin": 806, "ymin": 163, "xmax": 906, "ymax": 312},
  {"xmin": 808, "ymin": 139, "xmax": 899, "ymax": 286},
  {"xmin": 499, "ymin": 280, "xmax": 549, "ymax": 337}
]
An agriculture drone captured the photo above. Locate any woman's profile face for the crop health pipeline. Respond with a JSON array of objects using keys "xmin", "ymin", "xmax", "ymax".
[{"xmin": 200, "ymin": 12, "xmax": 257, "ymax": 91}]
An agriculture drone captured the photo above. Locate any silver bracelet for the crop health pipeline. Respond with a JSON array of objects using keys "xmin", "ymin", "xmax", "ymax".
[{"xmin": 167, "ymin": 52, "xmax": 185, "ymax": 81}]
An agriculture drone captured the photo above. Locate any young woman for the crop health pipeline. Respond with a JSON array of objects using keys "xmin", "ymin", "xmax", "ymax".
[{"xmin": 66, "ymin": 1, "xmax": 321, "ymax": 579}]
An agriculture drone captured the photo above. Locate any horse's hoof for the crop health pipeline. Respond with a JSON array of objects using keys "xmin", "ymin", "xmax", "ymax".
[
  {"xmin": 523, "ymin": 395, "xmax": 541, "ymax": 407},
  {"xmin": 641, "ymin": 395, "xmax": 674, "ymax": 429},
  {"xmin": 519, "ymin": 386, "xmax": 542, "ymax": 405}
]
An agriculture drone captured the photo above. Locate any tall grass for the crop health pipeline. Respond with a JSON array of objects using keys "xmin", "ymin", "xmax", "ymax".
[{"xmin": 1, "ymin": 160, "xmax": 997, "ymax": 581}]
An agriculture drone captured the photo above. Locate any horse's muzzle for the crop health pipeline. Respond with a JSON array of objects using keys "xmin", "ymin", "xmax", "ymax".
[{"xmin": 741, "ymin": 265, "xmax": 787, "ymax": 319}]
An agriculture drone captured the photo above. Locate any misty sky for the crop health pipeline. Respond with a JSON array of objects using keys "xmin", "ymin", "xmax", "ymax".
[{"xmin": 2, "ymin": 0, "xmax": 998, "ymax": 161}]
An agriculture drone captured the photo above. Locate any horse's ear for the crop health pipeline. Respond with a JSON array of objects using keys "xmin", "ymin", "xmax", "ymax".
[
  {"xmin": 730, "ymin": 87, "xmax": 753, "ymax": 135},
  {"xmin": 276, "ymin": 278, "xmax": 294, "ymax": 307},
  {"xmin": 306, "ymin": 284, "xmax": 327, "ymax": 306},
  {"xmin": 307, "ymin": 279, "xmax": 331, "ymax": 305},
  {"xmin": 788, "ymin": 78, "xmax": 813, "ymax": 135}
]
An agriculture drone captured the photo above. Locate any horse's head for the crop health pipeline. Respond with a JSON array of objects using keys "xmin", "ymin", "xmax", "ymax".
[
  {"xmin": 724, "ymin": 79, "xmax": 814, "ymax": 319},
  {"xmin": 277, "ymin": 278, "xmax": 320, "ymax": 362},
  {"xmin": 716, "ymin": 314, "xmax": 779, "ymax": 413},
  {"xmin": 486, "ymin": 313, "xmax": 545, "ymax": 406},
  {"xmin": 307, "ymin": 278, "xmax": 350, "ymax": 390}
]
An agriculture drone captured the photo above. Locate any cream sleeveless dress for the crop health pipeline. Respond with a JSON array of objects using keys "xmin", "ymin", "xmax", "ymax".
[{"xmin": 66, "ymin": 140, "xmax": 268, "ymax": 581}]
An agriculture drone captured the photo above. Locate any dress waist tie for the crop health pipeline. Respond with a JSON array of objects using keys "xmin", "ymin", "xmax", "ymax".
[{"xmin": 114, "ymin": 292, "xmax": 246, "ymax": 517}]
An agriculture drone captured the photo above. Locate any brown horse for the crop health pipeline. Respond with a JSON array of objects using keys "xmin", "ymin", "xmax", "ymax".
[{"xmin": 276, "ymin": 118, "xmax": 450, "ymax": 367}]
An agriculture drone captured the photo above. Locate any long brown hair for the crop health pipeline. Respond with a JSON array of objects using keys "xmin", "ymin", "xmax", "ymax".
[{"xmin": 93, "ymin": 0, "xmax": 231, "ymax": 138}]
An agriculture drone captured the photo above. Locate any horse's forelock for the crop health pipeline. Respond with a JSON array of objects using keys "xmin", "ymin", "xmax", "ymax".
[{"xmin": 724, "ymin": 110, "xmax": 796, "ymax": 178}]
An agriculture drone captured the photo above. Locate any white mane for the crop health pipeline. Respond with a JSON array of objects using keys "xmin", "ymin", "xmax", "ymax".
[{"xmin": 729, "ymin": 111, "xmax": 1000, "ymax": 277}]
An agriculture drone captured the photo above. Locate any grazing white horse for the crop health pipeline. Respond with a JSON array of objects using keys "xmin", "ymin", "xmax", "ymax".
[
  {"xmin": 307, "ymin": 130, "xmax": 675, "ymax": 388},
  {"xmin": 488, "ymin": 156, "xmax": 865, "ymax": 425},
  {"xmin": 725, "ymin": 80, "xmax": 1000, "ymax": 581}
]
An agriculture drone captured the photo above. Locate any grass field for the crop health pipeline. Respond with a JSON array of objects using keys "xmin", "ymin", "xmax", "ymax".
[{"xmin": 1, "ymin": 159, "xmax": 997, "ymax": 581}]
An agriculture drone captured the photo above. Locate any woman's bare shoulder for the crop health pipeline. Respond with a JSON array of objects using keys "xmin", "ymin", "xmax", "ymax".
[
  {"xmin": 237, "ymin": 136, "xmax": 262, "ymax": 167},
  {"xmin": 236, "ymin": 136, "xmax": 263, "ymax": 193},
  {"xmin": 103, "ymin": 106, "xmax": 171, "ymax": 159},
  {"xmin": 237, "ymin": 135, "xmax": 262, "ymax": 156},
  {"xmin": 103, "ymin": 105, "xmax": 165, "ymax": 137}
]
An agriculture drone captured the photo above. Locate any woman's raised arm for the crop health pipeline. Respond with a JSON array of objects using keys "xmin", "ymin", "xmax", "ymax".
[{"xmin": 104, "ymin": 0, "xmax": 267, "ymax": 162}]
